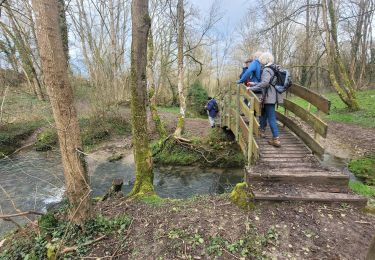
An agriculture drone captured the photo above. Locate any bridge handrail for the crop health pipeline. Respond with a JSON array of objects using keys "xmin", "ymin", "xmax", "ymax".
[
  {"xmin": 288, "ymin": 84, "xmax": 331, "ymax": 114},
  {"xmin": 221, "ymin": 83, "xmax": 331, "ymax": 165},
  {"xmin": 221, "ymin": 84, "xmax": 260, "ymax": 166}
]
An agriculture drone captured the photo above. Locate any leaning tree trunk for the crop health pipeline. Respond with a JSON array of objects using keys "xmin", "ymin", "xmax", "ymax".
[
  {"xmin": 127, "ymin": 0, "xmax": 154, "ymax": 197},
  {"xmin": 32, "ymin": 0, "xmax": 91, "ymax": 223},
  {"xmin": 174, "ymin": 0, "xmax": 186, "ymax": 138},
  {"xmin": 148, "ymin": 29, "xmax": 167, "ymax": 139},
  {"xmin": 322, "ymin": 0, "xmax": 360, "ymax": 111}
]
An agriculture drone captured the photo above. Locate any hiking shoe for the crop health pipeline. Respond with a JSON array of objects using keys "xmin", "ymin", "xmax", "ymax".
[
  {"xmin": 268, "ymin": 137, "xmax": 281, "ymax": 147},
  {"xmin": 260, "ymin": 129, "xmax": 266, "ymax": 138}
]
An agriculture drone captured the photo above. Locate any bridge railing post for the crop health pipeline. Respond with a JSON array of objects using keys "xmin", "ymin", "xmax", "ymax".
[
  {"xmin": 228, "ymin": 85, "xmax": 233, "ymax": 129},
  {"xmin": 247, "ymin": 97, "xmax": 255, "ymax": 166},
  {"xmin": 235, "ymin": 84, "xmax": 240, "ymax": 141}
]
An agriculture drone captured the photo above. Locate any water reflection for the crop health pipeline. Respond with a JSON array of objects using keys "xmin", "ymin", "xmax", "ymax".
[{"xmin": 0, "ymin": 150, "xmax": 244, "ymax": 235}]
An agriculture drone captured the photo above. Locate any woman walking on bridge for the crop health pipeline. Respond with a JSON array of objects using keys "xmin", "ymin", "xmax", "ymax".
[{"xmin": 250, "ymin": 52, "xmax": 283, "ymax": 147}]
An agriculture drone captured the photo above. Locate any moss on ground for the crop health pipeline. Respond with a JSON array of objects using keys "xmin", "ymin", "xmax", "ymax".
[
  {"xmin": 230, "ymin": 182, "xmax": 254, "ymax": 210},
  {"xmin": 34, "ymin": 128, "xmax": 58, "ymax": 151},
  {"xmin": 0, "ymin": 115, "xmax": 131, "ymax": 157},
  {"xmin": 152, "ymin": 128, "xmax": 245, "ymax": 167},
  {"xmin": 348, "ymin": 154, "xmax": 375, "ymax": 185},
  {"xmin": 107, "ymin": 153, "xmax": 124, "ymax": 162},
  {"xmin": 35, "ymin": 117, "xmax": 131, "ymax": 152},
  {"xmin": 0, "ymin": 120, "xmax": 45, "ymax": 157},
  {"xmin": 79, "ymin": 116, "xmax": 131, "ymax": 151}
]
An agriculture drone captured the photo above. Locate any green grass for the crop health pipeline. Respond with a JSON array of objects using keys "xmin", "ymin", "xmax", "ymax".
[
  {"xmin": 349, "ymin": 181, "xmax": 375, "ymax": 198},
  {"xmin": 140, "ymin": 195, "xmax": 165, "ymax": 206},
  {"xmin": 286, "ymin": 89, "xmax": 375, "ymax": 128},
  {"xmin": 157, "ymin": 106, "xmax": 180, "ymax": 114},
  {"xmin": 348, "ymin": 154, "xmax": 375, "ymax": 185}
]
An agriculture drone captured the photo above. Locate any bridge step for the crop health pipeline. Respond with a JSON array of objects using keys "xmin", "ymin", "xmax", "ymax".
[
  {"xmin": 253, "ymin": 191, "xmax": 367, "ymax": 207},
  {"xmin": 257, "ymin": 162, "xmax": 320, "ymax": 168},
  {"xmin": 260, "ymin": 153, "xmax": 314, "ymax": 158},
  {"xmin": 261, "ymin": 157, "xmax": 315, "ymax": 162},
  {"xmin": 248, "ymin": 171, "xmax": 349, "ymax": 187}
]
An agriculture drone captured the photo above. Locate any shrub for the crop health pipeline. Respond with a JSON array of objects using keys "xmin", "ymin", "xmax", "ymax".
[{"xmin": 187, "ymin": 81, "xmax": 208, "ymax": 117}]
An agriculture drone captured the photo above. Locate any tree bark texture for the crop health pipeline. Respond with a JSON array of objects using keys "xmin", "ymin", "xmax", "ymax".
[
  {"xmin": 57, "ymin": 0, "xmax": 69, "ymax": 67},
  {"xmin": 32, "ymin": 0, "xmax": 91, "ymax": 223},
  {"xmin": 128, "ymin": 0, "xmax": 154, "ymax": 197},
  {"xmin": 174, "ymin": 0, "xmax": 186, "ymax": 138}
]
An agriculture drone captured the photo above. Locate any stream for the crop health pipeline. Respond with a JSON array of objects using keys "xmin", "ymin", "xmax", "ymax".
[{"xmin": 0, "ymin": 150, "xmax": 244, "ymax": 236}]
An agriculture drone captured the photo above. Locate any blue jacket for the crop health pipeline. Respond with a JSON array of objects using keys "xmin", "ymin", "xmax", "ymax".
[
  {"xmin": 207, "ymin": 99, "xmax": 217, "ymax": 118},
  {"xmin": 239, "ymin": 67, "xmax": 248, "ymax": 79},
  {"xmin": 238, "ymin": 59, "xmax": 261, "ymax": 84}
]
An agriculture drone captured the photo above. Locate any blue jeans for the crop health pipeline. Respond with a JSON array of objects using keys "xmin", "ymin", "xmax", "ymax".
[{"xmin": 259, "ymin": 104, "xmax": 279, "ymax": 138}]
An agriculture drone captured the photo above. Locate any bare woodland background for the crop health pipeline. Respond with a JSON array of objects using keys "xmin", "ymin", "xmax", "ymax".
[{"xmin": 0, "ymin": 0, "xmax": 373, "ymax": 118}]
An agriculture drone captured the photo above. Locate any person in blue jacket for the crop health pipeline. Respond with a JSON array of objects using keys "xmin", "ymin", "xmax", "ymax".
[
  {"xmin": 237, "ymin": 51, "xmax": 263, "ymax": 85},
  {"xmin": 205, "ymin": 97, "xmax": 218, "ymax": 128}
]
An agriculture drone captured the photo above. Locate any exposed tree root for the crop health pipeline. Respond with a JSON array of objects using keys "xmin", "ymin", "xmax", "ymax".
[
  {"xmin": 153, "ymin": 135, "xmax": 231, "ymax": 164},
  {"xmin": 60, "ymin": 235, "xmax": 106, "ymax": 255}
]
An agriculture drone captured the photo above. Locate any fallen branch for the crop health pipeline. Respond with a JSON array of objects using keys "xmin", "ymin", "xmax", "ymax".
[
  {"xmin": 0, "ymin": 211, "xmax": 44, "ymax": 219},
  {"xmin": 60, "ymin": 235, "xmax": 106, "ymax": 254}
]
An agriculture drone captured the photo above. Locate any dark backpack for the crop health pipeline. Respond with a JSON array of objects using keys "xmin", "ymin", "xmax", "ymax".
[
  {"xmin": 266, "ymin": 64, "xmax": 292, "ymax": 93},
  {"xmin": 213, "ymin": 102, "xmax": 219, "ymax": 113}
]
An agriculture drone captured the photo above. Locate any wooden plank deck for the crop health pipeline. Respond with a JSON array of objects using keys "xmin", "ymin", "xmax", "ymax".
[{"xmin": 245, "ymin": 126, "xmax": 367, "ymax": 206}]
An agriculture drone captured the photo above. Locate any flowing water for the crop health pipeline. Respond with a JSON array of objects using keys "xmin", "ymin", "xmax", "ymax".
[
  {"xmin": 0, "ymin": 150, "xmax": 243, "ymax": 236},
  {"xmin": 319, "ymin": 153, "xmax": 357, "ymax": 180}
]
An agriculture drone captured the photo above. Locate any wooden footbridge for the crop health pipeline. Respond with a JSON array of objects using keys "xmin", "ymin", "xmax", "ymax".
[{"xmin": 221, "ymin": 84, "xmax": 367, "ymax": 206}]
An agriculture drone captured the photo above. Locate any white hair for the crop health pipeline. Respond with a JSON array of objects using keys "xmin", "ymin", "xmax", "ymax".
[
  {"xmin": 259, "ymin": 52, "xmax": 274, "ymax": 65},
  {"xmin": 252, "ymin": 51, "xmax": 263, "ymax": 59}
]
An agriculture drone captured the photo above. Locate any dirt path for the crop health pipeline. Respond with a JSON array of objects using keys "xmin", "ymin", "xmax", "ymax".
[
  {"xmin": 157, "ymin": 111, "xmax": 211, "ymax": 137},
  {"xmin": 88, "ymin": 195, "xmax": 375, "ymax": 259},
  {"xmin": 321, "ymin": 121, "xmax": 375, "ymax": 159}
]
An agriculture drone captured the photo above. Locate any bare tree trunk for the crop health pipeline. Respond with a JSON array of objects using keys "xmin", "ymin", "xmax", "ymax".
[
  {"xmin": 127, "ymin": 0, "xmax": 154, "ymax": 197},
  {"xmin": 148, "ymin": 29, "xmax": 167, "ymax": 139},
  {"xmin": 322, "ymin": 0, "xmax": 360, "ymax": 111},
  {"xmin": 300, "ymin": 0, "xmax": 310, "ymax": 87},
  {"xmin": 174, "ymin": 0, "xmax": 186, "ymax": 138},
  {"xmin": 1, "ymin": 6, "xmax": 45, "ymax": 101},
  {"xmin": 32, "ymin": 0, "xmax": 91, "ymax": 223}
]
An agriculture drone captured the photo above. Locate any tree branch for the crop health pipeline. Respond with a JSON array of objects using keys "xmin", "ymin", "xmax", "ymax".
[
  {"xmin": 184, "ymin": 53, "xmax": 203, "ymax": 76},
  {"xmin": 0, "ymin": 211, "xmax": 44, "ymax": 219}
]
